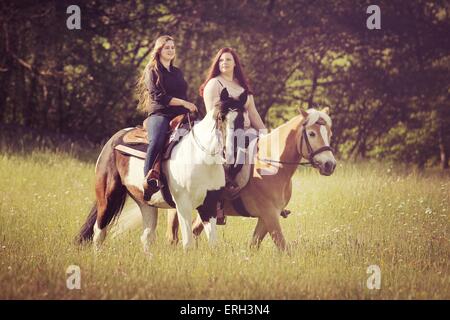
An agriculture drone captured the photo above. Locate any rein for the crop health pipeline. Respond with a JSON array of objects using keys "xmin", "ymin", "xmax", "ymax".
[
  {"xmin": 257, "ymin": 121, "xmax": 334, "ymax": 167},
  {"xmin": 188, "ymin": 113, "xmax": 224, "ymax": 157}
]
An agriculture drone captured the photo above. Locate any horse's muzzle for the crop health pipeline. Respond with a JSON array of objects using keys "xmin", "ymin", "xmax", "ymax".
[{"xmin": 319, "ymin": 160, "xmax": 336, "ymax": 176}]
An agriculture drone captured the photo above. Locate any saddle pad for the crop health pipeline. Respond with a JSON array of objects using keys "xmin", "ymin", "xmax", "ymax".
[
  {"xmin": 115, "ymin": 145, "xmax": 146, "ymax": 159},
  {"xmin": 114, "ymin": 128, "xmax": 149, "ymax": 159},
  {"xmin": 122, "ymin": 127, "xmax": 148, "ymax": 145},
  {"xmin": 114, "ymin": 122, "xmax": 191, "ymax": 160}
]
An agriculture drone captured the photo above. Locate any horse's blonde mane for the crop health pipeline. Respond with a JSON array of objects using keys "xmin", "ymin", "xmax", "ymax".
[{"xmin": 305, "ymin": 108, "xmax": 332, "ymax": 127}]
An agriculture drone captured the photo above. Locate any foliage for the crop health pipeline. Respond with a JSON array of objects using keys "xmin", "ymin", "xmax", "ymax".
[{"xmin": 0, "ymin": 0, "xmax": 449, "ymax": 168}]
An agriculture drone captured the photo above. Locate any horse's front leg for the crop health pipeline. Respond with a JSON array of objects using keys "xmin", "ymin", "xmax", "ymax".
[
  {"xmin": 262, "ymin": 211, "xmax": 287, "ymax": 251},
  {"xmin": 250, "ymin": 217, "xmax": 268, "ymax": 249},
  {"xmin": 192, "ymin": 214, "xmax": 204, "ymax": 237},
  {"xmin": 166, "ymin": 208, "xmax": 179, "ymax": 245},
  {"xmin": 173, "ymin": 194, "xmax": 195, "ymax": 250},
  {"xmin": 138, "ymin": 203, "xmax": 158, "ymax": 255},
  {"xmin": 196, "ymin": 189, "xmax": 222, "ymax": 247},
  {"xmin": 202, "ymin": 217, "xmax": 218, "ymax": 247}
]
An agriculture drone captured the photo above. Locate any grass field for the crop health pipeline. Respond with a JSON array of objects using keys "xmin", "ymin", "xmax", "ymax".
[{"xmin": 0, "ymin": 148, "xmax": 448, "ymax": 299}]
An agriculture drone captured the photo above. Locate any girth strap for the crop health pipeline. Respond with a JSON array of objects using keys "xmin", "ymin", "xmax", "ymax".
[{"xmin": 231, "ymin": 197, "xmax": 254, "ymax": 217}]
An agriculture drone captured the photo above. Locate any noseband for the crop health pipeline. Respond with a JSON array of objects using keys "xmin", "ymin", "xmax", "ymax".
[
  {"xmin": 189, "ymin": 109, "xmax": 241, "ymax": 157},
  {"xmin": 299, "ymin": 121, "xmax": 334, "ymax": 167}
]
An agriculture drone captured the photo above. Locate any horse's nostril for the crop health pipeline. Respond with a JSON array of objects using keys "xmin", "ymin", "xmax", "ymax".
[{"xmin": 325, "ymin": 161, "xmax": 334, "ymax": 172}]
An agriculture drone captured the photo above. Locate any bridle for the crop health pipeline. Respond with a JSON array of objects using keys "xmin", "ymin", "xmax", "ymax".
[
  {"xmin": 188, "ymin": 110, "xmax": 241, "ymax": 157},
  {"xmin": 188, "ymin": 113, "xmax": 223, "ymax": 156},
  {"xmin": 257, "ymin": 118, "xmax": 334, "ymax": 167},
  {"xmin": 298, "ymin": 121, "xmax": 334, "ymax": 167}
]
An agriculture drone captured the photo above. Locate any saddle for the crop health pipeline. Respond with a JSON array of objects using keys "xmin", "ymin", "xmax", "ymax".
[
  {"xmin": 114, "ymin": 114, "xmax": 193, "ymax": 206},
  {"xmin": 117, "ymin": 114, "xmax": 191, "ymax": 157}
]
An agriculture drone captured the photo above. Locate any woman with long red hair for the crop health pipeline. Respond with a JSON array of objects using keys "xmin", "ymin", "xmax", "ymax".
[
  {"xmin": 199, "ymin": 47, "xmax": 266, "ymax": 131},
  {"xmin": 199, "ymin": 48, "xmax": 266, "ymax": 224}
]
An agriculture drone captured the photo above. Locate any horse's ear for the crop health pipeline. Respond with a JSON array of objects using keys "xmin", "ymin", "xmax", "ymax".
[
  {"xmin": 321, "ymin": 107, "xmax": 330, "ymax": 115},
  {"xmin": 298, "ymin": 107, "xmax": 309, "ymax": 120},
  {"xmin": 238, "ymin": 90, "xmax": 248, "ymax": 105},
  {"xmin": 220, "ymin": 88, "xmax": 229, "ymax": 101}
]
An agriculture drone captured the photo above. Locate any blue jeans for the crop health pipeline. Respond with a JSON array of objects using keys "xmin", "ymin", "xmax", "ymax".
[{"xmin": 143, "ymin": 114, "xmax": 171, "ymax": 175}]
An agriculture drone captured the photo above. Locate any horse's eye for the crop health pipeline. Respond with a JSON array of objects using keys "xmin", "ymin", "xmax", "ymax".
[{"xmin": 309, "ymin": 131, "xmax": 316, "ymax": 137}]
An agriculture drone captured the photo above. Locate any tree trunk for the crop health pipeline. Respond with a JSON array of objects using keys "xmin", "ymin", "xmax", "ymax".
[{"xmin": 439, "ymin": 124, "xmax": 449, "ymax": 170}]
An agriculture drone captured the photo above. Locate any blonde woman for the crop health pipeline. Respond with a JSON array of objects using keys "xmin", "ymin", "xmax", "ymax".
[{"xmin": 137, "ymin": 35, "xmax": 197, "ymax": 200}]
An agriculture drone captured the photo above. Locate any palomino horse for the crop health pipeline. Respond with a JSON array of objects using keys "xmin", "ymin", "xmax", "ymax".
[
  {"xmin": 75, "ymin": 88, "xmax": 248, "ymax": 253},
  {"xmin": 167, "ymin": 107, "xmax": 336, "ymax": 250}
]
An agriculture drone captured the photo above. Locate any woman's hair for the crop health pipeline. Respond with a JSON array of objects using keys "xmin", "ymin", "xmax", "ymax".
[
  {"xmin": 136, "ymin": 35, "xmax": 174, "ymax": 112},
  {"xmin": 199, "ymin": 47, "xmax": 253, "ymax": 97}
]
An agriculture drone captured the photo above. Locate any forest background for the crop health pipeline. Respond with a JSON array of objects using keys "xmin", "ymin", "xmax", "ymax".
[{"xmin": 1, "ymin": 0, "xmax": 449, "ymax": 169}]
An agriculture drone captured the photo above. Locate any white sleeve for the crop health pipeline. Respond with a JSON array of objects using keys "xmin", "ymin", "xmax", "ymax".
[{"xmin": 203, "ymin": 79, "xmax": 220, "ymax": 113}]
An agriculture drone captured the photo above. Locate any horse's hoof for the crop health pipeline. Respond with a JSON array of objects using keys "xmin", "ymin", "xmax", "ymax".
[
  {"xmin": 280, "ymin": 209, "xmax": 291, "ymax": 218},
  {"xmin": 216, "ymin": 216, "xmax": 227, "ymax": 225}
]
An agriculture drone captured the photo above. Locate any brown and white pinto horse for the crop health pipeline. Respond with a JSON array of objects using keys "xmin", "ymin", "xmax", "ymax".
[
  {"xmin": 167, "ymin": 107, "xmax": 336, "ymax": 250},
  {"xmin": 75, "ymin": 89, "xmax": 248, "ymax": 253}
]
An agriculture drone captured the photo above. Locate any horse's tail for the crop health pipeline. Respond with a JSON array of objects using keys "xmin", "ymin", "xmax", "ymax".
[
  {"xmin": 75, "ymin": 129, "xmax": 128, "ymax": 245},
  {"xmin": 75, "ymin": 185, "xmax": 128, "ymax": 246},
  {"xmin": 75, "ymin": 202, "xmax": 98, "ymax": 245}
]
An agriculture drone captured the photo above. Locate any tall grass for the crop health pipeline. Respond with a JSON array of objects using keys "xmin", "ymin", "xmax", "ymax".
[{"xmin": 0, "ymin": 148, "xmax": 448, "ymax": 299}]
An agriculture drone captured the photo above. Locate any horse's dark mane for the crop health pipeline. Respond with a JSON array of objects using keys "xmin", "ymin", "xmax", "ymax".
[{"xmin": 217, "ymin": 88, "xmax": 247, "ymax": 118}]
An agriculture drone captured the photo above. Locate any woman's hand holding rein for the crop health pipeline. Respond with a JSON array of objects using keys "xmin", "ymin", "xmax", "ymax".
[
  {"xmin": 168, "ymin": 97, "xmax": 198, "ymax": 113},
  {"xmin": 183, "ymin": 101, "xmax": 198, "ymax": 113}
]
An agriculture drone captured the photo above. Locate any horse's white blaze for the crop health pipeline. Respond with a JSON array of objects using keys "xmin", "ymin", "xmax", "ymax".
[
  {"xmin": 320, "ymin": 126, "xmax": 330, "ymax": 146},
  {"xmin": 314, "ymin": 126, "xmax": 335, "ymax": 164},
  {"xmin": 305, "ymin": 109, "xmax": 332, "ymax": 128},
  {"xmin": 314, "ymin": 150, "xmax": 335, "ymax": 164},
  {"xmin": 304, "ymin": 109, "xmax": 335, "ymax": 166},
  {"xmin": 311, "ymin": 127, "xmax": 334, "ymax": 164}
]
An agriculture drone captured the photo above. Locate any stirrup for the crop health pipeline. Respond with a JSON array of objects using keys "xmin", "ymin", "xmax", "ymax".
[
  {"xmin": 143, "ymin": 178, "xmax": 162, "ymax": 201},
  {"xmin": 216, "ymin": 202, "xmax": 226, "ymax": 225}
]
